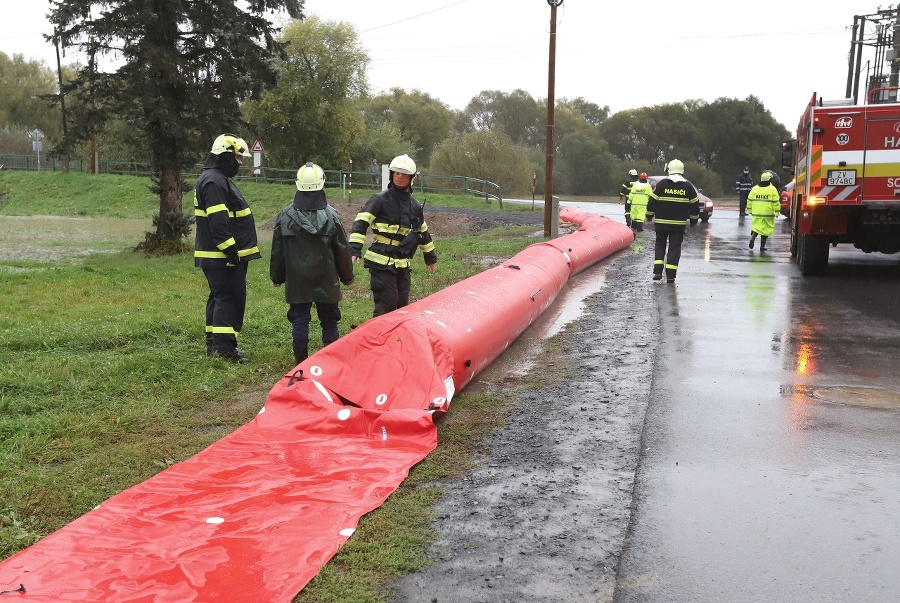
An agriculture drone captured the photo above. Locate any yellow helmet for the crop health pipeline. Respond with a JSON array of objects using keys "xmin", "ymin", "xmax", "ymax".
[
  {"xmin": 211, "ymin": 134, "xmax": 251, "ymax": 157},
  {"xmin": 628, "ymin": 169, "xmax": 638, "ymax": 176},
  {"xmin": 296, "ymin": 162, "xmax": 326, "ymax": 191},
  {"xmin": 760, "ymin": 171, "xmax": 773, "ymax": 182},
  {"xmin": 389, "ymin": 154, "xmax": 417, "ymax": 175},
  {"xmin": 666, "ymin": 159, "xmax": 685, "ymax": 175}
]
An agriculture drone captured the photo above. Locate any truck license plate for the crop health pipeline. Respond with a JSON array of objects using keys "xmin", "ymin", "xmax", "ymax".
[{"xmin": 827, "ymin": 169, "xmax": 856, "ymax": 185}]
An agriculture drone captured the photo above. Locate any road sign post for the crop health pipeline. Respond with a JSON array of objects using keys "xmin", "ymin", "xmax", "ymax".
[{"xmin": 250, "ymin": 139, "xmax": 264, "ymax": 176}]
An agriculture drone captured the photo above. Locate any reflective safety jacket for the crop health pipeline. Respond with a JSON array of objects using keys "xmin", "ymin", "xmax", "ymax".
[
  {"xmin": 647, "ymin": 175, "xmax": 700, "ymax": 228},
  {"xmin": 349, "ymin": 185, "xmax": 437, "ymax": 272},
  {"xmin": 193, "ymin": 155, "xmax": 261, "ymax": 269},
  {"xmin": 747, "ymin": 183, "xmax": 781, "ymax": 237},
  {"xmin": 626, "ymin": 180, "xmax": 653, "ymax": 223}
]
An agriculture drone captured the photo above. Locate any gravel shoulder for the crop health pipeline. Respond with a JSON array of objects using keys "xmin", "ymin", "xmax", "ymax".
[{"xmin": 388, "ymin": 244, "xmax": 660, "ymax": 603}]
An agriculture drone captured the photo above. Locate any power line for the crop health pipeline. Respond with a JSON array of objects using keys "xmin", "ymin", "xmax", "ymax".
[{"xmin": 360, "ymin": 0, "xmax": 473, "ymax": 33}]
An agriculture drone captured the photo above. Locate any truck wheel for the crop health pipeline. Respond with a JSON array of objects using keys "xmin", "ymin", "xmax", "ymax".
[{"xmin": 797, "ymin": 234, "xmax": 829, "ymax": 276}]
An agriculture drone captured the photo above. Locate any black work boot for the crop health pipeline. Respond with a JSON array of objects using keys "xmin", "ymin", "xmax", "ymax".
[
  {"xmin": 760, "ymin": 236, "xmax": 768, "ymax": 251},
  {"xmin": 292, "ymin": 342, "xmax": 309, "ymax": 364},
  {"xmin": 749, "ymin": 232, "xmax": 757, "ymax": 249}
]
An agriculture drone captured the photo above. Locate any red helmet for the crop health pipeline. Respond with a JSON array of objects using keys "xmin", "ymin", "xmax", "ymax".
[{"xmin": 639, "ymin": 172, "xmax": 647, "ymax": 179}]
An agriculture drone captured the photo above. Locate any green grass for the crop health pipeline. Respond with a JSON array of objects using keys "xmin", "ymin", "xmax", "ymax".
[
  {"xmin": 0, "ymin": 170, "xmax": 531, "ymax": 220},
  {"xmin": 0, "ymin": 171, "xmax": 544, "ymax": 602}
]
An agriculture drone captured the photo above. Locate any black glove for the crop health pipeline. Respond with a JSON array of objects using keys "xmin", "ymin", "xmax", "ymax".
[
  {"xmin": 625, "ymin": 217, "xmax": 632, "ymax": 227},
  {"xmin": 225, "ymin": 251, "xmax": 240, "ymax": 265}
]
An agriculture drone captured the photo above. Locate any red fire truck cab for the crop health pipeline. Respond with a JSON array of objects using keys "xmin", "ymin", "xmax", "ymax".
[{"xmin": 781, "ymin": 91, "xmax": 900, "ymax": 275}]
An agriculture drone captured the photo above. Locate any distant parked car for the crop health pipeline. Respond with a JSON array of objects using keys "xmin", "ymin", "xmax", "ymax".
[
  {"xmin": 646, "ymin": 176, "xmax": 714, "ymax": 222},
  {"xmin": 780, "ymin": 179, "xmax": 794, "ymax": 217}
]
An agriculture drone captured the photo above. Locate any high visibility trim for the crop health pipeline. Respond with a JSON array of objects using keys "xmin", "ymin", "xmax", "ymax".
[
  {"xmin": 348, "ymin": 233, "xmax": 367, "ymax": 245},
  {"xmin": 656, "ymin": 218, "xmax": 688, "ymax": 225},
  {"xmin": 217, "ymin": 238, "xmax": 237, "ymax": 250},
  {"xmin": 206, "ymin": 203, "xmax": 230, "ymax": 216},
  {"xmin": 654, "ymin": 259, "xmax": 664, "ymax": 265},
  {"xmin": 209, "ymin": 326, "xmax": 239, "ymax": 336},
  {"xmin": 420, "ymin": 241, "xmax": 435, "ymax": 253},
  {"xmin": 239, "ymin": 246, "xmax": 260, "ymax": 258},
  {"xmin": 374, "ymin": 222, "xmax": 402, "ymax": 234},
  {"xmin": 373, "ymin": 235, "xmax": 402, "ymax": 246},
  {"xmin": 665, "ymin": 263, "xmax": 678, "ymax": 270},
  {"xmin": 363, "ymin": 249, "xmax": 411, "ymax": 268},
  {"xmin": 234, "ymin": 208, "xmax": 252, "ymax": 218},
  {"xmin": 354, "ymin": 212, "xmax": 375, "ymax": 224}
]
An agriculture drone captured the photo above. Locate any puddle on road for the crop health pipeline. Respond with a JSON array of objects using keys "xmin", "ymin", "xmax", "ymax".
[
  {"xmin": 811, "ymin": 386, "xmax": 900, "ymax": 410},
  {"xmin": 471, "ymin": 263, "xmax": 609, "ymax": 385}
]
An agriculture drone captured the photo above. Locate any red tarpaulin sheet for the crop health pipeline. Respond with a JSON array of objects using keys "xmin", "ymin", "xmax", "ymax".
[{"xmin": 0, "ymin": 210, "xmax": 632, "ymax": 601}]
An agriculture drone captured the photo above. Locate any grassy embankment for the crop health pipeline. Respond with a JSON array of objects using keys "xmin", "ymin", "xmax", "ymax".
[{"xmin": 0, "ymin": 170, "xmax": 569, "ymax": 602}]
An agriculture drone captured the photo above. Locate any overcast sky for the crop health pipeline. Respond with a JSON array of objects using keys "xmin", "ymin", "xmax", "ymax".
[{"xmin": 0, "ymin": 1, "xmax": 878, "ymax": 131}]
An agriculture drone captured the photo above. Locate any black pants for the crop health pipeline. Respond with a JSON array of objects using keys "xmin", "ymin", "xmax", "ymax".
[
  {"xmin": 203, "ymin": 263, "xmax": 248, "ymax": 354},
  {"xmin": 739, "ymin": 193, "xmax": 749, "ymax": 215},
  {"xmin": 370, "ymin": 268, "xmax": 412, "ymax": 317},
  {"xmin": 287, "ymin": 302, "xmax": 341, "ymax": 347},
  {"xmin": 654, "ymin": 226, "xmax": 685, "ymax": 281}
]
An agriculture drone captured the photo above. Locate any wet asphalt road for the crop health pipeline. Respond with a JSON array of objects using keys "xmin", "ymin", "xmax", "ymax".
[{"xmin": 561, "ymin": 204, "xmax": 900, "ymax": 602}]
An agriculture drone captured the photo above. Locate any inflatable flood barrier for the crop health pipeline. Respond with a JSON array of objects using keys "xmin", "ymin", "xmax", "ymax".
[{"xmin": 0, "ymin": 209, "xmax": 633, "ymax": 601}]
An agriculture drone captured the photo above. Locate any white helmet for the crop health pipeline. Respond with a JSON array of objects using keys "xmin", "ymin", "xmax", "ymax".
[
  {"xmin": 211, "ymin": 134, "xmax": 251, "ymax": 157},
  {"xmin": 666, "ymin": 159, "xmax": 685, "ymax": 175},
  {"xmin": 628, "ymin": 169, "xmax": 638, "ymax": 176},
  {"xmin": 389, "ymin": 154, "xmax": 417, "ymax": 175},
  {"xmin": 760, "ymin": 171, "xmax": 773, "ymax": 182},
  {"xmin": 296, "ymin": 162, "xmax": 326, "ymax": 191}
]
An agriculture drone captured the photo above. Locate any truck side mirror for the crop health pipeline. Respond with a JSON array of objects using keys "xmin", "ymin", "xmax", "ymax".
[{"xmin": 781, "ymin": 140, "xmax": 795, "ymax": 174}]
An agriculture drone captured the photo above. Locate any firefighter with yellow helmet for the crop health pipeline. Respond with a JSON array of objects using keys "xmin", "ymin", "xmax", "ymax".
[
  {"xmin": 619, "ymin": 168, "xmax": 639, "ymax": 204},
  {"xmin": 645, "ymin": 159, "xmax": 700, "ymax": 282},
  {"xmin": 349, "ymin": 154, "xmax": 437, "ymax": 317},
  {"xmin": 194, "ymin": 133, "xmax": 261, "ymax": 363}
]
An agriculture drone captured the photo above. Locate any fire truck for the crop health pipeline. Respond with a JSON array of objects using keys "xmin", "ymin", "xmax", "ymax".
[{"xmin": 781, "ymin": 90, "xmax": 900, "ymax": 275}]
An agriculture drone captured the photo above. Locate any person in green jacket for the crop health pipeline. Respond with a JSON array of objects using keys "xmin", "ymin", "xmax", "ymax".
[
  {"xmin": 747, "ymin": 171, "xmax": 781, "ymax": 252},
  {"xmin": 270, "ymin": 162, "xmax": 355, "ymax": 364}
]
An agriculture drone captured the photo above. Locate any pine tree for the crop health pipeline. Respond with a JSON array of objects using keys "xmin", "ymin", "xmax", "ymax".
[{"xmin": 50, "ymin": 0, "xmax": 304, "ymax": 251}]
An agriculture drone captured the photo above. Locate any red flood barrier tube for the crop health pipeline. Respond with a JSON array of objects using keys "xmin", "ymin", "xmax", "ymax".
[{"xmin": 0, "ymin": 209, "xmax": 632, "ymax": 601}]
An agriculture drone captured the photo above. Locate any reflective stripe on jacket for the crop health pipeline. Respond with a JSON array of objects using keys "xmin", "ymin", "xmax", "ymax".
[
  {"xmin": 647, "ymin": 175, "xmax": 700, "ymax": 227},
  {"xmin": 349, "ymin": 186, "xmax": 437, "ymax": 272},
  {"xmin": 193, "ymin": 158, "xmax": 260, "ymax": 269}
]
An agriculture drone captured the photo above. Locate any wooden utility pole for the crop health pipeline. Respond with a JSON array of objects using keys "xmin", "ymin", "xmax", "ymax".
[{"xmin": 544, "ymin": 0, "xmax": 564, "ymax": 238}]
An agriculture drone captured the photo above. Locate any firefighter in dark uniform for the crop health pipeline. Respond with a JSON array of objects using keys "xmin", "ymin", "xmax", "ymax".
[
  {"xmin": 619, "ymin": 168, "xmax": 639, "ymax": 204},
  {"xmin": 194, "ymin": 134, "xmax": 261, "ymax": 363},
  {"xmin": 349, "ymin": 154, "xmax": 437, "ymax": 317},
  {"xmin": 645, "ymin": 159, "xmax": 699, "ymax": 283},
  {"xmin": 735, "ymin": 167, "xmax": 754, "ymax": 216}
]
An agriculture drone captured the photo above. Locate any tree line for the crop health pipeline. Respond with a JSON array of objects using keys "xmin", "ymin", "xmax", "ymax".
[{"xmin": 0, "ymin": 2, "xmax": 790, "ymax": 248}]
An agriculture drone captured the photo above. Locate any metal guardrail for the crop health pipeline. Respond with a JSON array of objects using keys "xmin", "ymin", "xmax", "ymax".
[{"xmin": 0, "ymin": 155, "xmax": 503, "ymax": 206}]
